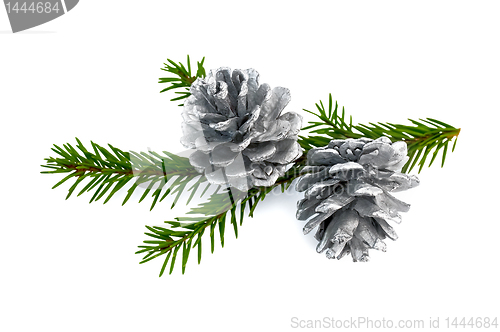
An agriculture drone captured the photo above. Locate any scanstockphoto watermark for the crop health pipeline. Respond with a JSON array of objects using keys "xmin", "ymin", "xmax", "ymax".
[
  {"xmin": 291, "ymin": 317, "xmax": 426, "ymax": 329},
  {"xmin": 290, "ymin": 316, "xmax": 499, "ymax": 329},
  {"xmin": 128, "ymin": 148, "xmax": 384, "ymax": 216},
  {"xmin": 131, "ymin": 148, "xmax": 374, "ymax": 195}
]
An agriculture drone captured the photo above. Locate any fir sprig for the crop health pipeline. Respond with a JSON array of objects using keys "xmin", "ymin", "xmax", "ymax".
[
  {"xmin": 299, "ymin": 94, "xmax": 461, "ymax": 173},
  {"xmin": 137, "ymin": 161, "xmax": 304, "ymax": 276},
  {"xmin": 136, "ymin": 193, "xmax": 247, "ymax": 276},
  {"xmin": 159, "ymin": 55, "xmax": 206, "ymax": 105},
  {"xmin": 41, "ymin": 138, "xmax": 207, "ymax": 210}
]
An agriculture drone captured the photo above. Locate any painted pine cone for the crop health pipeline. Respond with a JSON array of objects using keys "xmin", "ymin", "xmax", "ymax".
[
  {"xmin": 296, "ymin": 137, "xmax": 419, "ymax": 262},
  {"xmin": 181, "ymin": 67, "xmax": 302, "ymax": 191}
]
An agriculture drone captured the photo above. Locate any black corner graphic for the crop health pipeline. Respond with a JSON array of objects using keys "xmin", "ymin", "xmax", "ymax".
[{"xmin": 3, "ymin": 0, "xmax": 79, "ymax": 33}]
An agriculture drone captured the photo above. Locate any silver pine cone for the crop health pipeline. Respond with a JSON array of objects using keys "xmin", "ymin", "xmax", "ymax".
[
  {"xmin": 296, "ymin": 137, "xmax": 419, "ymax": 262},
  {"xmin": 181, "ymin": 67, "xmax": 303, "ymax": 191}
]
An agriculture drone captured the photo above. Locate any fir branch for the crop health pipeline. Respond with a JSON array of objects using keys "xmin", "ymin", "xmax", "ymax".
[
  {"xmin": 137, "ymin": 160, "xmax": 305, "ymax": 276},
  {"xmin": 41, "ymin": 138, "xmax": 207, "ymax": 210},
  {"xmin": 159, "ymin": 55, "xmax": 206, "ymax": 105},
  {"xmin": 44, "ymin": 57, "xmax": 463, "ymax": 276},
  {"xmin": 299, "ymin": 94, "xmax": 461, "ymax": 173}
]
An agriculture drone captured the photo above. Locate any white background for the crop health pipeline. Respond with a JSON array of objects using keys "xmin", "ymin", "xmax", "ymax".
[{"xmin": 1, "ymin": 1, "xmax": 499, "ymax": 331}]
